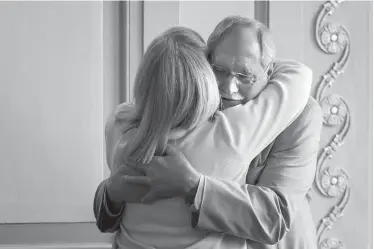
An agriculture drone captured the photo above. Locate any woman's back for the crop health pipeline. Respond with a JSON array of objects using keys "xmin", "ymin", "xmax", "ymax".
[{"xmin": 114, "ymin": 111, "xmax": 250, "ymax": 248}]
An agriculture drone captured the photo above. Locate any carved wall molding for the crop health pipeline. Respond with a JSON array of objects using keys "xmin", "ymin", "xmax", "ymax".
[{"xmin": 313, "ymin": 1, "xmax": 351, "ymax": 249}]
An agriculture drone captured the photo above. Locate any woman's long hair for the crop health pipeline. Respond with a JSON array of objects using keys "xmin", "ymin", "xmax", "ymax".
[{"xmin": 117, "ymin": 27, "xmax": 220, "ymax": 164}]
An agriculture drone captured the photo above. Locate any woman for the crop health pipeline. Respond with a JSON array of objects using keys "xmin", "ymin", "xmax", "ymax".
[{"xmin": 100, "ymin": 26, "xmax": 312, "ymax": 249}]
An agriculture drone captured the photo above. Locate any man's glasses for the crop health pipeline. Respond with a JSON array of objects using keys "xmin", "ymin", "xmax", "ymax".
[{"xmin": 211, "ymin": 62, "xmax": 273, "ymax": 85}]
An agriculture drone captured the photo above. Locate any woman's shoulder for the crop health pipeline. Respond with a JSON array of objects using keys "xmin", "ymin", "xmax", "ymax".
[
  {"xmin": 105, "ymin": 103, "xmax": 137, "ymax": 171},
  {"xmin": 195, "ymin": 110, "xmax": 242, "ymax": 148},
  {"xmin": 105, "ymin": 103, "xmax": 136, "ymax": 136},
  {"xmin": 113, "ymin": 102, "xmax": 136, "ymax": 120}
]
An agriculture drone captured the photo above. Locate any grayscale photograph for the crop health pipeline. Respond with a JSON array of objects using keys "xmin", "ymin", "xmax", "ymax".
[{"xmin": 0, "ymin": 1, "xmax": 372, "ymax": 249}]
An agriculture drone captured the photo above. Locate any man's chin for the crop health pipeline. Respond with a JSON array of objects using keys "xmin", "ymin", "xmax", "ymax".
[{"xmin": 222, "ymin": 98, "xmax": 242, "ymax": 109}]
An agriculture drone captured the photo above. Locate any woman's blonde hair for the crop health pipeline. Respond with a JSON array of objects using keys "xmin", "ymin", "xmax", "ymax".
[{"xmin": 118, "ymin": 26, "xmax": 220, "ymax": 164}]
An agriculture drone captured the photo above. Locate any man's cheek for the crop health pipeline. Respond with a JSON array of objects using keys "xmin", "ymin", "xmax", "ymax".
[
  {"xmin": 239, "ymin": 86, "xmax": 255, "ymax": 100},
  {"xmin": 252, "ymin": 80, "xmax": 268, "ymax": 98},
  {"xmin": 240, "ymin": 85, "xmax": 263, "ymax": 101}
]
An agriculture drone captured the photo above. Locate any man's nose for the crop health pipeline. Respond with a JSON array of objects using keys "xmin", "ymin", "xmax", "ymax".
[{"xmin": 220, "ymin": 76, "xmax": 239, "ymax": 94}]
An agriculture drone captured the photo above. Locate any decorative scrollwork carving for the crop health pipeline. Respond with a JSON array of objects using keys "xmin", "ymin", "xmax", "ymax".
[
  {"xmin": 321, "ymin": 94, "xmax": 348, "ymax": 126},
  {"xmin": 320, "ymin": 238, "xmax": 344, "ymax": 249},
  {"xmin": 320, "ymin": 23, "xmax": 348, "ymax": 53},
  {"xmin": 320, "ymin": 167, "xmax": 349, "ymax": 197},
  {"xmin": 313, "ymin": 1, "xmax": 351, "ymax": 248}
]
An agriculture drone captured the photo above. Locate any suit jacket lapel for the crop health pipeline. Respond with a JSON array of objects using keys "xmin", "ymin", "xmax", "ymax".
[{"xmin": 246, "ymin": 141, "xmax": 276, "ymax": 184}]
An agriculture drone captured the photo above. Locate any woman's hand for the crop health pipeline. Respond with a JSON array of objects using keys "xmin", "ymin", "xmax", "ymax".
[
  {"xmin": 125, "ymin": 144, "xmax": 201, "ymax": 204},
  {"xmin": 106, "ymin": 165, "xmax": 149, "ymax": 204}
]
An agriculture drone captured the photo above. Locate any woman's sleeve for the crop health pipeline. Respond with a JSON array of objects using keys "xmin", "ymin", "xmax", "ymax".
[
  {"xmin": 94, "ymin": 180, "xmax": 125, "ymax": 233},
  {"xmin": 221, "ymin": 60, "xmax": 313, "ymax": 163},
  {"xmin": 93, "ymin": 103, "xmax": 131, "ymax": 233},
  {"xmin": 193, "ymin": 99, "xmax": 323, "ymax": 244}
]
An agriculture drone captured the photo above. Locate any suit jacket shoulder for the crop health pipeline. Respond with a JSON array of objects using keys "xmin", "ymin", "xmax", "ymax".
[
  {"xmin": 273, "ymin": 96, "xmax": 322, "ymax": 151},
  {"xmin": 250, "ymin": 97, "xmax": 322, "ymax": 168}
]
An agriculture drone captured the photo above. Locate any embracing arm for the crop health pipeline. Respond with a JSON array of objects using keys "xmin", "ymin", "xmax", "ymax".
[
  {"xmin": 93, "ymin": 104, "xmax": 127, "ymax": 233},
  {"xmin": 221, "ymin": 60, "xmax": 313, "ymax": 162},
  {"xmin": 94, "ymin": 180, "xmax": 124, "ymax": 233},
  {"xmin": 193, "ymin": 98, "xmax": 323, "ymax": 244},
  {"xmin": 94, "ymin": 165, "xmax": 146, "ymax": 233}
]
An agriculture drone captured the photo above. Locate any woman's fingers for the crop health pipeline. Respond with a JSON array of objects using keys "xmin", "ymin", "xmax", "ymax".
[
  {"xmin": 164, "ymin": 144, "xmax": 179, "ymax": 156},
  {"xmin": 141, "ymin": 191, "xmax": 158, "ymax": 204},
  {"xmin": 124, "ymin": 158, "xmax": 149, "ymax": 173},
  {"xmin": 123, "ymin": 175, "xmax": 151, "ymax": 186}
]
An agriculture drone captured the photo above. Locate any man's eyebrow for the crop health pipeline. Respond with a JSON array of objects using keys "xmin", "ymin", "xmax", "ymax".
[
  {"xmin": 241, "ymin": 64, "xmax": 255, "ymax": 75},
  {"xmin": 212, "ymin": 61, "xmax": 231, "ymax": 70},
  {"xmin": 241, "ymin": 58, "xmax": 259, "ymax": 73},
  {"xmin": 215, "ymin": 63, "xmax": 229, "ymax": 69}
]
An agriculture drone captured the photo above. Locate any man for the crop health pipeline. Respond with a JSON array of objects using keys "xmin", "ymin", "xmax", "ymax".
[{"xmin": 94, "ymin": 16, "xmax": 323, "ymax": 249}]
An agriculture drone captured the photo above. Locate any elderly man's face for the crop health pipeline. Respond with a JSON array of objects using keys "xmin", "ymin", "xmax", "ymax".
[{"xmin": 211, "ymin": 26, "xmax": 270, "ymax": 109}]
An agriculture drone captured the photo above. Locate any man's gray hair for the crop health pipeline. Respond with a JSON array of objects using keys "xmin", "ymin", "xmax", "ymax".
[{"xmin": 206, "ymin": 16, "xmax": 276, "ymax": 68}]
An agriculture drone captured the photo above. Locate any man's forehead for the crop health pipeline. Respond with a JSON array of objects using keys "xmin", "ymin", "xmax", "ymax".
[
  {"xmin": 214, "ymin": 53, "xmax": 258, "ymax": 66},
  {"xmin": 212, "ymin": 27, "xmax": 261, "ymax": 66}
]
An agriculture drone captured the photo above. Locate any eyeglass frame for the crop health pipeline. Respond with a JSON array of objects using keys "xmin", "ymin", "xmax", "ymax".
[{"xmin": 210, "ymin": 61, "xmax": 273, "ymax": 85}]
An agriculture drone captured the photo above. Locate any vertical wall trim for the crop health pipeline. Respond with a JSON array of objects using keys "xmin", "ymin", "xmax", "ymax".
[
  {"xmin": 129, "ymin": 0, "xmax": 143, "ymax": 103},
  {"xmin": 255, "ymin": 0, "xmax": 269, "ymax": 28},
  {"xmin": 119, "ymin": 1, "xmax": 129, "ymax": 103},
  {"xmin": 119, "ymin": 1, "xmax": 143, "ymax": 103},
  {"xmin": 103, "ymin": 1, "xmax": 121, "ymax": 178}
]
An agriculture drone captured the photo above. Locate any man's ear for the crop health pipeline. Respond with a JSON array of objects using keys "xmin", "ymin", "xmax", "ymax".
[
  {"xmin": 267, "ymin": 68, "xmax": 272, "ymax": 77},
  {"xmin": 266, "ymin": 61, "xmax": 275, "ymax": 78},
  {"xmin": 206, "ymin": 52, "xmax": 212, "ymax": 64}
]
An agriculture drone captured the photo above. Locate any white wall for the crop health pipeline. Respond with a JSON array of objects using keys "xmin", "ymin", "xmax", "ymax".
[
  {"xmin": 143, "ymin": 1, "xmax": 255, "ymax": 50},
  {"xmin": 179, "ymin": 1, "xmax": 254, "ymax": 41},
  {"xmin": 0, "ymin": 0, "xmax": 113, "ymax": 246},
  {"xmin": 0, "ymin": 1, "xmax": 104, "ymax": 224},
  {"xmin": 143, "ymin": 1, "xmax": 180, "ymax": 53}
]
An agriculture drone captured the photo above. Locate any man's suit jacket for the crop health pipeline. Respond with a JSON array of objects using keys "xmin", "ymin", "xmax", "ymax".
[{"xmin": 94, "ymin": 97, "xmax": 323, "ymax": 249}]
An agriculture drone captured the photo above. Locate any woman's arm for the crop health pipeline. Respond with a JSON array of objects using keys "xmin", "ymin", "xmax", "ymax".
[
  {"xmin": 187, "ymin": 60, "xmax": 314, "ymax": 242},
  {"xmin": 94, "ymin": 180, "xmax": 123, "ymax": 233},
  {"xmin": 221, "ymin": 60, "xmax": 312, "ymax": 163},
  {"xmin": 193, "ymin": 99, "xmax": 322, "ymax": 244},
  {"xmin": 93, "ymin": 104, "xmax": 127, "ymax": 233},
  {"xmin": 94, "ymin": 103, "xmax": 148, "ymax": 233}
]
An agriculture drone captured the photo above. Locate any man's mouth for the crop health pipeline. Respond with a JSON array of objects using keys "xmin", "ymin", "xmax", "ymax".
[
  {"xmin": 222, "ymin": 96, "xmax": 239, "ymax": 101},
  {"xmin": 219, "ymin": 89, "xmax": 244, "ymax": 101},
  {"xmin": 221, "ymin": 98, "xmax": 242, "ymax": 109},
  {"xmin": 222, "ymin": 98, "xmax": 241, "ymax": 103},
  {"xmin": 220, "ymin": 95, "xmax": 244, "ymax": 101}
]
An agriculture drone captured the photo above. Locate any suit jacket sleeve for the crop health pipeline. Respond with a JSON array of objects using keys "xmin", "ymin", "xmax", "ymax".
[
  {"xmin": 193, "ymin": 98, "xmax": 323, "ymax": 245},
  {"xmin": 94, "ymin": 180, "xmax": 124, "ymax": 233}
]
